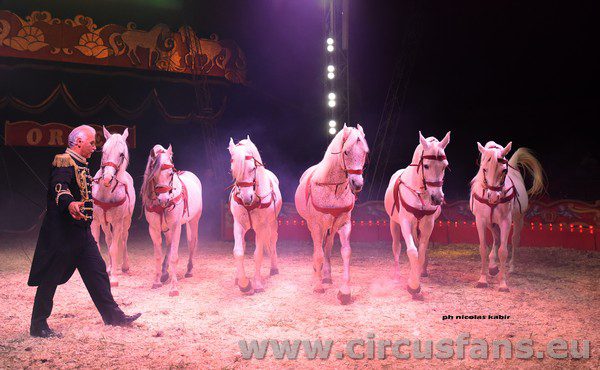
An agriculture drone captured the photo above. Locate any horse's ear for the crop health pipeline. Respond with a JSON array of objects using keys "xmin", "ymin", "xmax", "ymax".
[
  {"xmin": 246, "ymin": 135, "xmax": 251, "ymax": 142},
  {"xmin": 357, "ymin": 123, "xmax": 365, "ymax": 136},
  {"xmin": 477, "ymin": 142, "xmax": 486, "ymax": 154},
  {"xmin": 150, "ymin": 147, "xmax": 157, "ymax": 158},
  {"xmin": 102, "ymin": 126, "xmax": 111, "ymax": 140},
  {"xmin": 167, "ymin": 144, "xmax": 173, "ymax": 155},
  {"xmin": 502, "ymin": 142, "xmax": 513, "ymax": 157},
  {"xmin": 228, "ymin": 137, "xmax": 235, "ymax": 154},
  {"xmin": 343, "ymin": 123, "xmax": 348, "ymax": 129},
  {"xmin": 419, "ymin": 131, "xmax": 430, "ymax": 150},
  {"xmin": 121, "ymin": 128, "xmax": 129, "ymax": 141},
  {"xmin": 439, "ymin": 131, "xmax": 451, "ymax": 149}
]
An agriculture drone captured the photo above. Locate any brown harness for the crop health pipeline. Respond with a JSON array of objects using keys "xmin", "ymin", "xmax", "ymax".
[
  {"xmin": 391, "ymin": 151, "xmax": 447, "ymax": 229},
  {"xmin": 145, "ymin": 158, "xmax": 190, "ymax": 228},
  {"xmin": 229, "ymin": 152, "xmax": 276, "ymax": 229},
  {"xmin": 92, "ymin": 160, "xmax": 130, "ymax": 224},
  {"xmin": 471, "ymin": 155, "xmax": 522, "ymax": 223}
]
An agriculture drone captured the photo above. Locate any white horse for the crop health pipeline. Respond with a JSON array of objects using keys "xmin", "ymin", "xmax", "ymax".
[
  {"xmin": 141, "ymin": 144, "xmax": 203, "ymax": 296},
  {"xmin": 228, "ymin": 136, "xmax": 282, "ymax": 295},
  {"xmin": 470, "ymin": 141, "xmax": 545, "ymax": 291},
  {"xmin": 91, "ymin": 127, "xmax": 135, "ymax": 287},
  {"xmin": 294, "ymin": 124, "xmax": 369, "ymax": 305},
  {"xmin": 384, "ymin": 131, "xmax": 450, "ymax": 300}
]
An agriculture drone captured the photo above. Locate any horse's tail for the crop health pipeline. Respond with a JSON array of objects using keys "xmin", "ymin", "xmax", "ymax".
[
  {"xmin": 509, "ymin": 148, "xmax": 546, "ymax": 197},
  {"xmin": 109, "ymin": 33, "xmax": 126, "ymax": 56}
]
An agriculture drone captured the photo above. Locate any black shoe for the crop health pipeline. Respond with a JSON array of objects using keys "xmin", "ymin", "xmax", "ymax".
[
  {"xmin": 30, "ymin": 326, "xmax": 62, "ymax": 338},
  {"xmin": 108, "ymin": 312, "xmax": 141, "ymax": 327}
]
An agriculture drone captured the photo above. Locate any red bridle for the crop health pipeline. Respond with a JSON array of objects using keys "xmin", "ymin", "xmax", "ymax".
[
  {"xmin": 409, "ymin": 151, "xmax": 448, "ymax": 190},
  {"xmin": 230, "ymin": 155, "xmax": 262, "ymax": 189},
  {"xmin": 480, "ymin": 156, "xmax": 510, "ymax": 192}
]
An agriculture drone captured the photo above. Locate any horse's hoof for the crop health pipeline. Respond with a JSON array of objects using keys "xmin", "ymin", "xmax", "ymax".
[
  {"xmin": 475, "ymin": 282, "xmax": 488, "ymax": 288},
  {"xmin": 185, "ymin": 272, "xmax": 193, "ymax": 278},
  {"xmin": 488, "ymin": 266, "xmax": 499, "ymax": 276},
  {"xmin": 151, "ymin": 283, "xmax": 162, "ymax": 289},
  {"xmin": 322, "ymin": 278, "xmax": 333, "ymax": 284},
  {"xmin": 313, "ymin": 287, "xmax": 326, "ymax": 294},
  {"xmin": 498, "ymin": 286, "xmax": 510, "ymax": 292},
  {"xmin": 406, "ymin": 285, "xmax": 423, "ymax": 300},
  {"xmin": 421, "ymin": 271, "xmax": 429, "ymax": 277},
  {"xmin": 337, "ymin": 291, "xmax": 352, "ymax": 305},
  {"xmin": 160, "ymin": 273, "xmax": 169, "ymax": 283},
  {"xmin": 238, "ymin": 280, "xmax": 254, "ymax": 295},
  {"xmin": 254, "ymin": 287, "xmax": 265, "ymax": 293},
  {"xmin": 110, "ymin": 281, "xmax": 119, "ymax": 287},
  {"xmin": 270, "ymin": 268, "xmax": 279, "ymax": 276},
  {"xmin": 169, "ymin": 290, "xmax": 179, "ymax": 297}
]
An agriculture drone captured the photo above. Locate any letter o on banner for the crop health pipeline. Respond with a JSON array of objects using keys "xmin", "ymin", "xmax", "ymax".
[{"xmin": 26, "ymin": 128, "xmax": 43, "ymax": 145}]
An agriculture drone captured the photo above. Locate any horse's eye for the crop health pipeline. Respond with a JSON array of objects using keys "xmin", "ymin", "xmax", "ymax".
[
  {"xmin": 503, "ymin": 168, "xmax": 508, "ymax": 173},
  {"xmin": 423, "ymin": 164, "xmax": 430, "ymax": 170},
  {"xmin": 344, "ymin": 151, "xmax": 349, "ymax": 155}
]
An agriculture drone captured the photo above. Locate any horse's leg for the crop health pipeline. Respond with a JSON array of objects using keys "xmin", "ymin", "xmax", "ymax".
[
  {"xmin": 510, "ymin": 213, "xmax": 524, "ymax": 273},
  {"xmin": 497, "ymin": 219, "xmax": 511, "ymax": 292},
  {"xmin": 108, "ymin": 222, "xmax": 123, "ymax": 287},
  {"xmin": 233, "ymin": 221, "xmax": 252, "ymax": 294},
  {"xmin": 488, "ymin": 224, "xmax": 500, "ymax": 276},
  {"xmin": 475, "ymin": 217, "xmax": 489, "ymax": 288},
  {"xmin": 390, "ymin": 220, "xmax": 402, "ymax": 282},
  {"xmin": 269, "ymin": 218, "xmax": 279, "ymax": 276},
  {"xmin": 161, "ymin": 230, "xmax": 173, "ymax": 283},
  {"xmin": 167, "ymin": 223, "xmax": 183, "ymax": 297},
  {"xmin": 337, "ymin": 221, "xmax": 353, "ymax": 305},
  {"xmin": 253, "ymin": 226, "xmax": 266, "ymax": 293},
  {"xmin": 418, "ymin": 221, "xmax": 434, "ymax": 278},
  {"xmin": 149, "ymin": 224, "xmax": 163, "ymax": 289},
  {"xmin": 100, "ymin": 222, "xmax": 113, "ymax": 275},
  {"xmin": 185, "ymin": 216, "xmax": 200, "ymax": 278},
  {"xmin": 91, "ymin": 219, "xmax": 101, "ymax": 252},
  {"xmin": 400, "ymin": 219, "xmax": 422, "ymax": 299},
  {"xmin": 121, "ymin": 218, "xmax": 131, "ymax": 274},
  {"xmin": 309, "ymin": 223, "xmax": 326, "ymax": 294},
  {"xmin": 321, "ymin": 228, "xmax": 335, "ymax": 284}
]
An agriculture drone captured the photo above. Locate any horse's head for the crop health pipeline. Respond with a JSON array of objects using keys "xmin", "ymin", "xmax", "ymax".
[
  {"xmin": 228, "ymin": 136, "xmax": 263, "ymax": 206},
  {"xmin": 100, "ymin": 126, "xmax": 129, "ymax": 187},
  {"xmin": 332, "ymin": 124, "xmax": 369, "ymax": 194},
  {"xmin": 149, "ymin": 144, "xmax": 175, "ymax": 207},
  {"xmin": 413, "ymin": 131, "xmax": 451, "ymax": 205},
  {"xmin": 476, "ymin": 141, "xmax": 512, "ymax": 204}
]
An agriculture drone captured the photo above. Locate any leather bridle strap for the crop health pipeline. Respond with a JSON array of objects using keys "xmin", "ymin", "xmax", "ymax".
[{"xmin": 408, "ymin": 151, "xmax": 447, "ymax": 189}]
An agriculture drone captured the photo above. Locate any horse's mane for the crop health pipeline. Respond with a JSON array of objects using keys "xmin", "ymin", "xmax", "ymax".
[
  {"xmin": 102, "ymin": 133, "xmax": 129, "ymax": 176},
  {"xmin": 470, "ymin": 141, "xmax": 503, "ymax": 191},
  {"xmin": 141, "ymin": 144, "xmax": 170, "ymax": 208},
  {"xmin": 313, "ymin": 127, "xmax": 369, "ymax": 183}
]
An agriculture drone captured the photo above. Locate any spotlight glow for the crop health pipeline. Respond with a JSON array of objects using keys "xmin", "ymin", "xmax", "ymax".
[
  {"xmin": 328, "ymin": 100, "xmax": 336, "ymax": 107},
  {"xmin": 329, "ymin": 127, "xmax": 337, "ymax": 135},
  {"xmin": 327, "ymin": 45, "xmax": 334, "ymax": 52},
  {"xmin": 328, "ymin": 92, "xmax": 336, "ymax": 100},
  {"xmin": 328, "ymin": 120, "xmax": 337, "ymax": 128},
  {"xmin": 327, "ymin": 72, "xmax": 335, "ymax": 79},
  {"xmin": 326, "ymin": 38, "xmax": 334, "ymax": 45},
  {"xmin": 327, "ymin": 65, "xmax": 335, "ymax": 72}
]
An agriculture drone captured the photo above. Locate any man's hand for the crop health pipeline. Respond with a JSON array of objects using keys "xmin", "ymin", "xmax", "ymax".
[{"xmin": 68, "ymin": 201, "xmax": 85, "ymax": 220}]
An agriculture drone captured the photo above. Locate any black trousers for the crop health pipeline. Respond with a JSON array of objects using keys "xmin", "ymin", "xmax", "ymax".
[{"xmin": 31, "ymin": 230, "xmax": 124, "ymax": 328}]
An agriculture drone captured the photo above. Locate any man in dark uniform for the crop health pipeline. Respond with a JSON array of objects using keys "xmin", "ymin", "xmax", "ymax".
[{"xmin": 28, "ymin": 125, "xmax": 141, "ymax": 338}]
